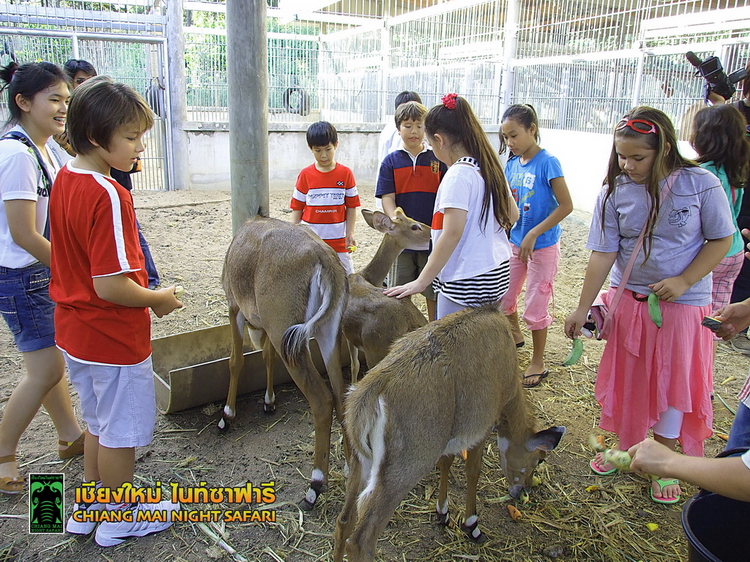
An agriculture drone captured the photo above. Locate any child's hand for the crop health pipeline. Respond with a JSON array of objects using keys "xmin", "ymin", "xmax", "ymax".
[
  {"xmin": 564, "ymin": 309, "xmax": 588, "ymax": 339},
  {"xmin": 346, "ymin": 234, "xmax": 357, "ymax": 250},
  {"xmin": 518, "ymin": 233, "xmax": 537, "ymax": 264},
  {"xmin": 151, "ymin": 286, "xmax": 183, "ymax": 318},
  {"xmin": 649, "ymin": 276, "xmax": 689, "ymax": 302},
  {"xmin": 715, "ymin": 301, "xmax": 750, "ymax": 338},
  {"xmin": 628, "ymin": 438, "xmax": 676, "ymax": 477},
  {"xmin": 384, "ymin": 280, "xmax": 427, "ymax": 299}
]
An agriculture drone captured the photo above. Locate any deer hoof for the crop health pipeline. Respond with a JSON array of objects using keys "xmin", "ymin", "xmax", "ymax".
[
  {"xmin": 263, "ymin": 402, "xmax": 276, "ymax": 415},
  {"xmin": 218, "ymin": 405, "xmax": 235, "ymax": 432},
  {"xmin": 461, "ymin": 518, "xmax": 487, "ymax": 543},
  {"xmin": 436, "ymin": 510, "xmax": 450, "ymax": 526}
]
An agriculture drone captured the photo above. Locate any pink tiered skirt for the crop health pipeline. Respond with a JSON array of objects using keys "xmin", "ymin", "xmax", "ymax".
[{"xmin": 595, "ymin": 287, "xmax": 713, "ymax": 457}]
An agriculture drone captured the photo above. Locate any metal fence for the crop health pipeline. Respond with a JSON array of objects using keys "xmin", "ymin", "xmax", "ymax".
[
  {"xmin": 179, "ymin": 0, "xmax": 750, "ymax": 134},
  {"xmin": 0, "ymin": 0, "xmax": 169, "ymax": 190}
]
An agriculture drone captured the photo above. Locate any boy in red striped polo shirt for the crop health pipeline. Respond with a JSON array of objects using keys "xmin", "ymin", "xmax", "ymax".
[{"xmin": 290, "ymin": 121, "xmax": 361, "ymax": 274}]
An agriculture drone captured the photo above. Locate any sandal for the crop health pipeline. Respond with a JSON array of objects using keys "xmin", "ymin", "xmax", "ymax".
[
  {"xmin": 650, "ymin": 478, "xmax": 681, "ymax": 504},
  {"xmin": 522, "ymin": 370, "xmax": 549, "ymax": 388},
  {"xmin": 590, "ymin": 457, "xmax": 617, "ymax": 476},
  {"xmin": 59, "ymin": 433, "xmax": 85, "ymax": 459},
  {"xmin": 0, "ymin": 455, "xmax": 24, "ymax": 495}
]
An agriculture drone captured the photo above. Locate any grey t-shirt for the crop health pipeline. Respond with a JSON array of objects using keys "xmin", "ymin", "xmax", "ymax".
[{"xmin": 587, "ymin": 167, "xmax": 735, "ymax": 306}]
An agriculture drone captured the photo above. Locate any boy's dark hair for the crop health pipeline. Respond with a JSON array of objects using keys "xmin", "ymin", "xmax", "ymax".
[
  {"xmin": 395, "ymin": 101, "xmax": 428, "ymax": 128},
  {"xmin": 67, "ymin": 75, "xmax": 154, "ymax": 155},
  {"xmin": 306, "ymin": 121, "xmax": 337, "ymax": 147},
  {"xmin": 498, "ymin": 104, "xmax": 540, "ymax": 155},
  {"xmin": 63, "ymin": 59, "xmax": 97, "ymax": 82},
  {"xmin": 394, "ymin": 91, "xmax": 421, "ymax": 110},
  {"xmin": 0, "ymin": 61, "xmax": 68, "ymax": 128},
  {"xmin": 691, "ymin": 104, "xmax": 750, "ymax": 190}
]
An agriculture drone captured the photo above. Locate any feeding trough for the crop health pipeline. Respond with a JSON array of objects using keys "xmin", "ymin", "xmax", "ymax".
[{"xmin": 151, "ymin": 324, "xmax": 326, "ymax": 414}]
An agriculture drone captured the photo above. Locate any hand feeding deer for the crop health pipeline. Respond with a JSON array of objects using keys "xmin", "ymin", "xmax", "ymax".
[
  {"xmin": 343, "ymin": 208, "xmax": 430, "ymax": 380},
  {"xmin": 221, "ymin": 216, "xmax": 348, "ymax": 510},
  {"xmin": 333, "ymin": 305, "xmax": 565, "ymax": 562}
]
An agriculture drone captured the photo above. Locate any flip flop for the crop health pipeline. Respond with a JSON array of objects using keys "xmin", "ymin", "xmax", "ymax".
[
  {"xmin": 59, "ymin": 433, "xmax": 85, "ymax": 459},
  {"xmin": 0, "ymin": 476, "xmax": 24, "ymax": 495},
  {"xmin": 650, "ymin": 478, "xmax": 681, "ymax": 504},
  {"xmin": 590, "ymin": 458, "xmax": 617, "ymax": 476},
  {"xmin": 522, "ymin": 370, "xmax": 549, "ymax": 388}
]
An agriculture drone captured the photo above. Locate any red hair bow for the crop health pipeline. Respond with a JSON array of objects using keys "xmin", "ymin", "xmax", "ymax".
[{"xmin": 441, "ymin": 93, "xmax": 458, "ymax": 109}]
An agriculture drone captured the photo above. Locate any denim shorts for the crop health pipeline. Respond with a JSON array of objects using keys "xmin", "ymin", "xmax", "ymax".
[{"xmin": 0, "ymin": 262, "xmax": 56, "ymax": 352}]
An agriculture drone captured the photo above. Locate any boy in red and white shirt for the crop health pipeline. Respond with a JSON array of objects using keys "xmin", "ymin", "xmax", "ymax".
[
  {"xmin": 290, "ymin": 121, "xmax": 360, "ymax": 274},
  {"xmin": 49, "ymin": 76, "xmax": 182, "ymax": 546}
]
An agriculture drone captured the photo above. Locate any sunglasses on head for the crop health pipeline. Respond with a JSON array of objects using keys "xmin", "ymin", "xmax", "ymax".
[{"xmin": 616, "ymin": 118, "xmax": 658, "ymax": 135}]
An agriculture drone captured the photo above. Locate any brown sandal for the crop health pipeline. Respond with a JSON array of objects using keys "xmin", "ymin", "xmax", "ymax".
[
  {"xmin": 0, "ymin": 455, "xmax": 24, "ymax": 495},
  {"xmin": 59, "ymin": 433, "xmax": 85, "ymax": 459}
]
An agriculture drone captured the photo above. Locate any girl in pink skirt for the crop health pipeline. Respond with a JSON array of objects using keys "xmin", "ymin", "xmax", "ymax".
[{"xmin": 564, "ymin": 106, "xmax": 735, "ymax": 504}]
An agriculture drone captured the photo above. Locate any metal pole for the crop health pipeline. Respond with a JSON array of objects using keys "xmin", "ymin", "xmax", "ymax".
[
  {"xmin": 166, "ymin": 0, "xmax": 189, "ymax": 191},
  {"xmin": 632, "ymin": 50, "xmax": 645, "ymax": 108},
  {"xmin": 499, "ymin": 0, "xmax": 519, "ymax": 117},
  {"xmin": 227, "ymin": 0, "xmax": 269, "ymax": 232}
]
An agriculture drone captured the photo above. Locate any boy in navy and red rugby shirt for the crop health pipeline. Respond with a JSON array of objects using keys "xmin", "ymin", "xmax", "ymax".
[
  {"xmin": 290, "ymin": 121, "xmax": 361, "ymax": 274},
  {"xmin": 376, "ymin": 101, "xmax": 447, "ymax": 320}
]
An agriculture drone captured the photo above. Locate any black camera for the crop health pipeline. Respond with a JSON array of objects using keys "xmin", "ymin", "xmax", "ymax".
[{"xmin": 686, "ymin": 51, "xmax": 748, "ymax": 102}]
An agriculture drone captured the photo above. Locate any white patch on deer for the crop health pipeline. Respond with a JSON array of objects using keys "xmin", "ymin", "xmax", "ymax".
[
  {"xmin": 264, "ymin": 389, "xmax": 275, "ymax": 406},
  {"xmin": 311, "ymin": 468, "xmax": 324, "ymax": 484},
  {"xmin": 465, "ymin": 514, "xmax": 478, "ymax": 528},
  {"xmin": 223, "ymin": 405, "xmax": 234, "ymax": 418},
  {"xmin": 356, "ymin": 397, "xmax": 388, "ymax": 513},
  {"xmin": 217, "ymin": 418, "xmax": 226, "ymax": 430},
  {"xmin": 444, "ymin": 435, "xmax": 481, "ymax": 457},
  {"xmin": 496, "ymin": 437, "xmax": 510, "ymax": 453},
  {"xmin": 436, "ymin": 499, "xmax": 449, "ymax": 515},
  {"xmin": 305, "ymin": 487, "xmax": 318, "ymax": 505}
]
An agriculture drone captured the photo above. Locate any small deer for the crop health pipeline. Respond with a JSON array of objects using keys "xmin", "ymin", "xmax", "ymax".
[
  {"xmin": 221, "ymin": 216, "xmax": 348, "ymax": 510},
  {"xmin": 343, "ymin": 208, "xmax": 430, "ymax": 380},
  {"xmin": 333, "ymin": 306, "xmax": 565, "ymax": 562}
]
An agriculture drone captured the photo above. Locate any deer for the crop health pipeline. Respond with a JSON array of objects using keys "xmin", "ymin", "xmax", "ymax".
[
  {"xmin": 333, "ymin": 305, "xmax": 566, "ymax": 562},
  {"xmin": 343, "ymin": 208, "xmax": 430, "ymax": 380},
  {"xmin": 220, "ymin": 216, "xmax": 348, "ymax": 510}
]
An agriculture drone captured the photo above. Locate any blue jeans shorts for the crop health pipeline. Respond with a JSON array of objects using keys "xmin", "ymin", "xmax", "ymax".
[{"xmin": 0, "ymin": 262, "xmax": 56, "ymax": 352}]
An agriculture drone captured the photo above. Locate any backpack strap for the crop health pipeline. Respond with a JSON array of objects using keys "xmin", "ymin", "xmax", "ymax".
[{"xmin": 1, "ymin": 131, "xmax": 57, "ymax": 239}]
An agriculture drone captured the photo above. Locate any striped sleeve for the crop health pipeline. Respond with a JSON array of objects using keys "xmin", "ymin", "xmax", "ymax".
[
  {"xmin": 345, "ymin": 169, "xmax": 360, "ymax": 208},
  {"xmin": 290, "ymin": 171, "xmax": 308, "ymax": 211},
  {"xmin": 88, "ymin": 176, "xmax": 142, "ymax": 277}
]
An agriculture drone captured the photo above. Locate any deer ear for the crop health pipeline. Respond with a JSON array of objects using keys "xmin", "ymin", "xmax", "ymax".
[
  {"xmin": 524, "ymin": 426, "xmax": 566, "ymax": 452},
  {"xmin": 370, "ymin": 210, "xmax": 395, "ymax": 234},
  {"xmin": 361, "ymin": 208, "xmax": 376, "ymax": 228}
]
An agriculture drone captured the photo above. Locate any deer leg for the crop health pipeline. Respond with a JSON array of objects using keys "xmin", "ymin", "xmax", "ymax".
[
  {"xmin": 219, "ymin": 305, "xmax": 245, "ymax": 431},
  {"xmin": 334, "ymin": 452, "xmax": 365, "ymax": 562},
  {"xmin": 317, "ymin": 325, "xmax": 351, "ymax": 464},
  {"xmin": 436, "ymin": 454, "xmax": 454, "ymax": 525},
  {"xmin": 460, "ymin": 444, "xmax": 487, "ymax": 543},
  {"xmin": 348, "ymin": 338, "xmax": 361, "ymax": 383},
  {"xmin": 288, "ymin": 361, "xmax": 334, "ymax": 511},
  {"xmin": 345, "ymin": 462, "xmax": 429, "ymax": 562},
  {"xmin": 260, "ymin": 332, "xmax": 277, "ymax": 414}
]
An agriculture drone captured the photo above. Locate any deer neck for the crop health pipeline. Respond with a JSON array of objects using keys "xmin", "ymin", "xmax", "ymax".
[{"xmin": 360, "ymin": 234, "xmax": 404, "ymax": 287}]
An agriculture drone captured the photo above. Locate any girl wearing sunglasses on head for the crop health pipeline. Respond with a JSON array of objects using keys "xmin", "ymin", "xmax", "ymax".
[{"xmin": 565, "ymin": 106, "xmax": 735, "ymax": 504}]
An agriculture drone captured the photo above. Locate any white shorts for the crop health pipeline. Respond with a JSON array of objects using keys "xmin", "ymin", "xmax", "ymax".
[{"xmin": 63, "ymin": 352, "xmax": 157, "ymax": 449}]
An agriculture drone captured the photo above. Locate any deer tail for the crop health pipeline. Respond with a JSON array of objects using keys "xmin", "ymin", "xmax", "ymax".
[{"xmin": 281, "ymin": 262, "xmax": 344, "ymax": 367}]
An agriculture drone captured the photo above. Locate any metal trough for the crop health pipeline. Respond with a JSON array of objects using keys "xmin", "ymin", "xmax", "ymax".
[{"xmin": 151, "ymin": 324, "xmax": 325, "ymax": 414}]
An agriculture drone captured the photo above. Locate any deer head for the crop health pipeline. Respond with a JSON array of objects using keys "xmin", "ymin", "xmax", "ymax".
[{"xmin": 497, "ymin": 425, "xmax": 566, "ymax": 499}]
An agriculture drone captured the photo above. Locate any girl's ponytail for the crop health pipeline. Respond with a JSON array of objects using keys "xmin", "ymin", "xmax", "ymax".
[{"xmin": 425, "ymin": 94, "xmax": 514, "ymax": 230}]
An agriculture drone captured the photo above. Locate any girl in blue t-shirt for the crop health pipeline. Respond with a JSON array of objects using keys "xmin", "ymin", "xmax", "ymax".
[
  {"xmin": 499, "ymin": 104, "xmax": 573, "ymax": 388},
  {"xmin": 690, "ymin": 104, "xmax": 750, "ymax": 324}
]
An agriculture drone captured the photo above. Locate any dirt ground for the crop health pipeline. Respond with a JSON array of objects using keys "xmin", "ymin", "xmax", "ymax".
[{"xmin": 0, "ymin": 183, "xmax": 747, "ymax": 562}]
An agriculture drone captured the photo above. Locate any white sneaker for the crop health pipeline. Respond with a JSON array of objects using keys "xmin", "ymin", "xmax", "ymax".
[
  {"xmin": 66, "ymin": 501, "xmax": 105, "ymax": 535},
  {"xmin": 94, "ymin": 500, "xmax": 180, "ymax": 547}
]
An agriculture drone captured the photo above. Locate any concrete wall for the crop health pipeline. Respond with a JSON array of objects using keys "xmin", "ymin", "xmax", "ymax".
[
  {"xmin": 185, "ymin": 123, "xmax": 698, "ymax": 214},
  {"xmin": 185, "ymin": 123, "xmax": 381, "ymax": 193}
]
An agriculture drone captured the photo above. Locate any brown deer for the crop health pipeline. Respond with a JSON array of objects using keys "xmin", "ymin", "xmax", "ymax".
[
  {"xmin": 343, "ymin": 208, "xmax": 430, "ymax": 380},
  {"xmin": 333, "ymin": 306, "xmax": 565, "ymax": 562},
  {"xmin": 221, "ymin": 216, "xmax": 347, "ymax": 510}
]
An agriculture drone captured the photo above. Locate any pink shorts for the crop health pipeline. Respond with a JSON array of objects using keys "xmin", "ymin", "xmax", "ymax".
[
  {"xmin": 712, "ymin": 251, "xmax": 744, "ymax": 314},
  {"xmin": 500, "ymin": 242, "xmax": 560, "ymax": 331}
]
